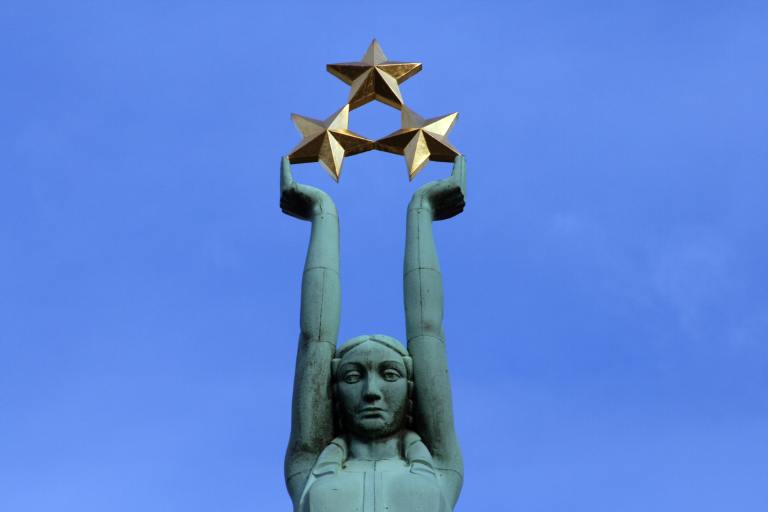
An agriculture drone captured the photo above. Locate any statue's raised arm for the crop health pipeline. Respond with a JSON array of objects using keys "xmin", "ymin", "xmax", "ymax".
[
  {"xmin": 280, "ymin": 157, "xmax": 340, "ymax": 504},
  {"xmin": 404, "ymin": 155, "xmax": 466, "ymax": 506}
]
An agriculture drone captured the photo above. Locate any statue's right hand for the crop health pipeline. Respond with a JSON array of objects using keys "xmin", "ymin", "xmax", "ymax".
[
  {"xmin": 280, "ymin": 157, "xmax": 335, "ymax": 220},
  {"xmin": 409, "ymin": 155, "xmax": 466, "ymax": 221}
]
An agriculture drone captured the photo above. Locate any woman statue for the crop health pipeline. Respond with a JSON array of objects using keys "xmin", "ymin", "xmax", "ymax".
[{"xmin": 280, "ymin": 155, "xmax": 466, "ymax": 512}]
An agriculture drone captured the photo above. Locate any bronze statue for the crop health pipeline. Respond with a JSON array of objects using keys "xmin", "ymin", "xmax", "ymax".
[{"xmin": 280, "ymin": 155, "xmax": 466, "ymax": 511}]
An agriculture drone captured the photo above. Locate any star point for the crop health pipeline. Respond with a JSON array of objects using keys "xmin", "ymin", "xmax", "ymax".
[
  {"xmin": 327, "ymin": 40, "xmax": 422, "ymax": 110},
  {"xmin": 376, "ymin": 106, "xmax": 461, "ymax": 180},
  {"xmin": 288, "ymin": 104, "xmax": 374, "ymax": 182}
]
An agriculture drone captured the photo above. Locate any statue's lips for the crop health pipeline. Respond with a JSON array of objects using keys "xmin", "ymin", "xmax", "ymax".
[{"xmin": 358, "ymin": 407, "xmax": 385, "ymax": 417}]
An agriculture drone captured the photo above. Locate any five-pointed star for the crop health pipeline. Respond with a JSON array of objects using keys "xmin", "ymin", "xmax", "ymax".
[
  {"xmin": 327, "ymin": 39, "xmax": 422, "ymax": 110},
  {"xmin": 376, "ymin": 106, "xmax": 461, "ymax": 180},
  {"xmin": 288, "ymin": 104, "xmax": 374, "ymax": 182}
]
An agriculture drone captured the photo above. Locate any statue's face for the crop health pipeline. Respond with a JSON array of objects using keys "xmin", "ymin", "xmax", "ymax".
[{"xmin": 336, "ymin": 341, "xmax": 408, "ymax": 440}]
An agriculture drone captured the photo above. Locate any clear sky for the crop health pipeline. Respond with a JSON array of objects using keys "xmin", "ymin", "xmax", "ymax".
[{"xmin": 2, "ymin": 1, "xmax": 767, "ymax": 511}]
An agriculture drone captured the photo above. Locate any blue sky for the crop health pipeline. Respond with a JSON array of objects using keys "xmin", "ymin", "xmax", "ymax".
[{"xmin": 2, "ymin": 1, "xmax": 767, "ymax": 510}]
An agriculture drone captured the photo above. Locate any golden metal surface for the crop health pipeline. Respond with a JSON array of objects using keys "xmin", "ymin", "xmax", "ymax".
[
  {"xmin": 376, "ymin": 106, "xmax": 460, "ymax": 180},
  {"xmin": 288, "ymin": 104, "xmax": 374, "ymax": 182},
  {"xmin": 327, "ymin": 39, "xmax": 422, "ymax": 110}
]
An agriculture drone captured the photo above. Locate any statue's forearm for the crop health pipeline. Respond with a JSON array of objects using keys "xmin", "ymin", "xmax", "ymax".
[
  {"xmin": 404, "ymin": 198, "xmax": 444, "ymax": 341},
  {"xmin": 300, "ymin": 203, "xmax": 340, "ymax": 344},
  {"xmin": 403, "ymin": 195, "xmax": 462, "ymax": 479},
  {"xmin": 286, "ymin": 199, "xmax": 338, "ymax": 497}
]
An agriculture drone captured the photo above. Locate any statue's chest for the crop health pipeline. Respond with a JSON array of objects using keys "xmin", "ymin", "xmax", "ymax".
[{"xmin": 304, "ymin": 459, "xmax": 447, "ymax": 512}]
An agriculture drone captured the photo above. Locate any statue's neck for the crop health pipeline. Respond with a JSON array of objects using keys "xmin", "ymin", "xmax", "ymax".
[{"xmin": 347, "ymin": 432, "xmax": 402, "ymax": 461}]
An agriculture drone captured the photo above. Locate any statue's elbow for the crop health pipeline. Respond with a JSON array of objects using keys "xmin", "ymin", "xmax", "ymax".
[{"xmin": 419, "ymin": 318, "xmax": 444, "ymax": 339}]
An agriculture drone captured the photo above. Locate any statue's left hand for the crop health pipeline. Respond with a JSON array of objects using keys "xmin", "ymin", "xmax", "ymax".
[
  {"xmin": 409, "ymin": 155, "xmax": 466, "ymax": 220},
  {"xmin": 280, "ymin": 157, "xmax": 336, "ymax": 221}
]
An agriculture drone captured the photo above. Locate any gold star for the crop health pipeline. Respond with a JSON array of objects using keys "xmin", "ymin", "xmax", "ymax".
[
  {"xmin": 376, "ymin": 106, "xmax": 461, "ymax": 180},
  {"xmin": 288, "ymin": 104, "xmax": 374, "ymax": 182},
  {"xmin": 327, "ymin": 39, "xmax": 422, "ymax": 110}
]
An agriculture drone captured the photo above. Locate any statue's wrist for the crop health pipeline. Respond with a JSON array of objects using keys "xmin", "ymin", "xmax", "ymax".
[
  {"xmin": 311, "ymin": 198, "xmax": 337, "ymax": 218},
  {"xmin": 408, "ymin": 194, "xmax": 433, "ymax": 212}
]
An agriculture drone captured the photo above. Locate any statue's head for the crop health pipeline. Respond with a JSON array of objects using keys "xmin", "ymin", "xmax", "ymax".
[{"xmin": 332, "ymin": 335, "xmax": 413, "ymax": 440}]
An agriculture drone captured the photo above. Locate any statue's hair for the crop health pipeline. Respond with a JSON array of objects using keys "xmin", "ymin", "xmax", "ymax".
[
  {"xmin": 331, "ymin": 334, "xmax": 414, "ymax": 434},
  {"xmin": 332, "ymin": 334, "xmax": 411, "ymax": 378}
]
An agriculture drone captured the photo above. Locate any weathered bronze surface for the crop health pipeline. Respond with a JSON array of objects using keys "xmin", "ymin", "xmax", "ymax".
[
  {"xmin": 288, "ymin": 104, "xmax": 374, "ymax": 182},
  {"xmin": 327, "ymin": 39, "xmax": 422, "ymax": 110},
  {"xmin": 280, "ymin": 154, "xmax": 467, "ymax": 511}
]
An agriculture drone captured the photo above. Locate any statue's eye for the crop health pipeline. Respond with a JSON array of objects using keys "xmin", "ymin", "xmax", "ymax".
[
  {"xmin": 382, "ymin": 369, "xmax": 402, "ymax": 382},
  {"xmin": 343, "ymin": 372, "xmax": 361, "ymax": 384}
]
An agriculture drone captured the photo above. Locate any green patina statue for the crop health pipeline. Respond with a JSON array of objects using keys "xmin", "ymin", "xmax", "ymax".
[{"xmin": 280, "ymin": 155, "xmax": 466, "ymax": 512}]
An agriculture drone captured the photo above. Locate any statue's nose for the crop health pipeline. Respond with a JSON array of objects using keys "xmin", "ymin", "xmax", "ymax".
[{"xmin": 363, "ymin": 377, "xmax": 383, "ymax": 402}]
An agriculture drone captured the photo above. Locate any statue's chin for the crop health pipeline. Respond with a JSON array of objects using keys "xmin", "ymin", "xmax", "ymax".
[{"xmin": 351, "ymin": 418, "xmax": 401, "ymax": 440}]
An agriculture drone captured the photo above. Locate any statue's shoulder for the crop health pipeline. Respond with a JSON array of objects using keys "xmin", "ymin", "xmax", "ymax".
[
  {"xmin": 402, "ymin": 430, "xmax": 436, "ymax": 474},
  {"xmin": 299, "ymin": 432, "xmax": 453, "ymax": 512}
]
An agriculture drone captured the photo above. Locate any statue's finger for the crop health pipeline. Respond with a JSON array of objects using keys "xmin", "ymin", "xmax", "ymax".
[
  {"xmin": 450, "ymin": 155, "xmax": 464, "ymax": 184},
  {"xmin": 438, "ymin": 193, "xmax": 464, "ymax": 213},
  {"xmin": 281, "ymin": 156, "xmax": 294, "ymax": 190},
  {"xmin": 454, "ymin": 155, "xmax": 467, "ymax": 193}
]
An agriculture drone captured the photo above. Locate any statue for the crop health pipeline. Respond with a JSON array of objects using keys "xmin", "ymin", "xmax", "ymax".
[{"xmin": 279, "ymin": 40, "xmax": 466, "ymax": 512}]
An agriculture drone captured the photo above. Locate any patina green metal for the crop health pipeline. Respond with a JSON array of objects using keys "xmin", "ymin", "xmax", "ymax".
[{"xmin": 280, "ymin": 155, "xmax": 466, "ymax": 511}]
